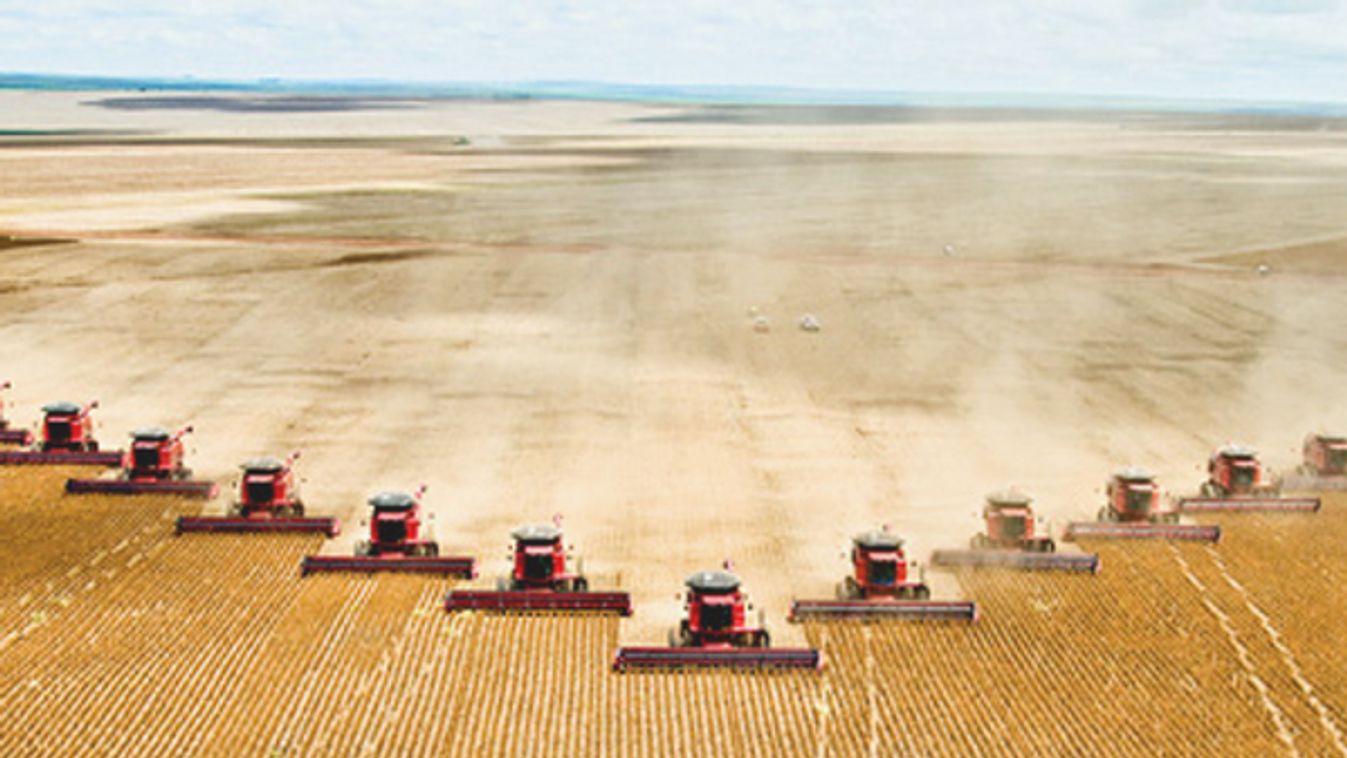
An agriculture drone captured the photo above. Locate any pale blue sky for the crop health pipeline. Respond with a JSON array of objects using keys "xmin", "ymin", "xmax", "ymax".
[{"xmin": 1, "ymin": 0, "xmax": 1345, "ymax": 103}]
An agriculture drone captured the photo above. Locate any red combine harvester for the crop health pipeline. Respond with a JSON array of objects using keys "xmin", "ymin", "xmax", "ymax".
[
  {"xmin": 1066, "ymin": 467, "xmax": 1220, "ymax": 542},
  {"xmin": 1177, "ymin": 445, "xmax": 1319, "ymax": 513},
  {"xmin": 0, "ymin": 401, "xmax": 122, "ymax": 466},
  {"xmin": 176, "ymin": 452, "xmax": 339, "ymax": 535},
  {"xmin": 66, "ymin": 426, "xmax": 218, "ymax": 498},
  {"xmin": 0, "ymin": 382, "xmax": 33, "ymax": 446},
  {"xmin": 789, "ymin": 528, "xmax": 978, "ymax": 621},
  {"xmin": 1280, "ymin": 433, "xmax": 1347, "ymax": 491},
  {"xmin": 445, "ymin": 522, "xmax": 631, "ymax": 614},
  {"xmin": 614, "ymin": 568, "xmax": 821, "ymax": 671},
  {"xmin": 932, "ymin": 491, "xmax": 1100, "ymax": 573},
  {"xmin": 301, "ymin": 487, "xmax": 475, "ymax": 576}
]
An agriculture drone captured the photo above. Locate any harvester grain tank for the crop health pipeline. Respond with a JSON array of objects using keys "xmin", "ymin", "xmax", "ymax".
[
  {"xmin": 932, "ymin": 491, "xmax": 1100, "ymax": 573},
  {"xmin": 0, "ymin": 382, "xmax": 33, "ymax": 446},
  {"xmin": 614, "ymin": 568, "xmax": 821, "ymax": 671},
  {"xmin": 1177, "ymin": 445, "xmax": 1319, "ymax": 513},
  {"xmin": 66, "ymin": 425, "xmax": 218, "ymax": 498},
  {"xmin": 445, "ymin": 523, "xmax": 631, "ymax": 614},
  {"xmin": 0, "ymin": 401, "xmax": 122, "ymax": 466},
  {"xmin": 175, "ymin": 452, "xmax": 339, "ymax": 535},
  {"xmin": 301, "ymin": 486, "xmax": 475, "ymax": 576},
  {"xmin": 1065, "ymin": 468, "xmax": 1220, "ymax": 542},
  {"xmin": 789, "ymin": 528, "xmax": 978, "ymax": 621}
]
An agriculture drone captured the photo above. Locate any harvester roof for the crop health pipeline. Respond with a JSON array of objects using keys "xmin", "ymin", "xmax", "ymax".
[
  {"xmin": 368, "ymin": 491, "xmax": 417, "ymax": 511},
  {"xmin": 511, "ymin": 524, "xmax": 561, "ymax": 544},
  {"xmin": 1114, "ymin": 466, "xmax": 1154, "ymax": 482},
  {"xmin": 131, "ymin": 427, "xmax": 171, "ymax": 441},
  {"xmin": 685, "ymin": 570, "xmax": 740, "ymax": 593},
  {"xmin": 854, "ymin": 530, "xmax": 904, "ymax": 550},
  {"xmin": 986, "ymin": 490, "xmax": 1032, "ymax": 508},
  {"xmin": 241, "ymin": 456, "xmax": 284, "ymax": 473},
  {"xmin": 42, "ymin": 401, "xmax": 81, "ymax": 415},
  {"xmin": 1217, "ymin": 444, "xmax": 1257, "ymax": 459}
]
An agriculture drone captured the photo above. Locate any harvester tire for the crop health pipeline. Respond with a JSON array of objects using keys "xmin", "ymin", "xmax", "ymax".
[
  {"xmin": 915, "ymin": 585, "xmax": 931, "ymax": 600},
  {"xmin": 355, "ymin": 540, "xmax": 371, "ymax": 557},
  {"xmin": 757, "ymin": 629, "xmax": 771, "ymax": 648},
  {"xmin": 574, "ymin": 577, "xmax": 589, "ymax": 592},
  {"xmin": 1044, "ymin": 539, "xmax": 1056, "ymax": 553},
  {"xmin": 293, "ymin": 501, "xmax": 305, "ymax": 516}
]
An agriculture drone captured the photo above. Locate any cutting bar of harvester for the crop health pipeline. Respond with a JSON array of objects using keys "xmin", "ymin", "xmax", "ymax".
[
  {"xmin": 300, "ymin": 555, "xmax": 477, "ymax": 577},
  {"xmin": 0, "ymin": 429, "xmax": 33, "ymax": 446},
  {"xmin": 931, "ymin": 549, "xmax": 1101, "ymax": 574},
  {"xmin": 612, "ymin": 647, "xmax": 822, "ymax": 672},
  {"xmin": 66, "ymin": 478, "xmax": 219, "ymax": 499},
  {"xmin": 1064, "ymin": 522, "xmax": 1221, "ymax": 542},
  {"xmin": 0, "ymin": 449, "xmax": 123, "ymax": 466},
  {"xmin": 1177, "ymin": 497, "xmax": 1320, "ymax": 513},
  {"xmin": 787, "ymin": 599, "xmax": 978, "ymax": 623},
  {"xmin": 444, "ymin": 589, "xmax": 633, "ymax": 615},
  {"xmin": 176, "ymin": 516, "xmax": 340, "ymax": 536}
]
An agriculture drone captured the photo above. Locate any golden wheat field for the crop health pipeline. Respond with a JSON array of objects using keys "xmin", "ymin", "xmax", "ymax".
[{"xmin": 0, "ymin": 466, "xmax": 1342, "ymax": 756}]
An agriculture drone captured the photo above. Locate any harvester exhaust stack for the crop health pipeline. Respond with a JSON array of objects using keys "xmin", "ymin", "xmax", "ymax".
[
  {"xmin": 65, "ymin": 424, "xmax": 218, "ymax": 498},
  {"xmin": 443, "ymin": 523, "xmax": 631, "ymax": 614}
]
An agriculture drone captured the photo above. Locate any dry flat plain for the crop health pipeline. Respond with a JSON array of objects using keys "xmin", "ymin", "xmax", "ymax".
[{"xmin": 2, "ymin": 92, "xmax": 1347, "ymax": 754}]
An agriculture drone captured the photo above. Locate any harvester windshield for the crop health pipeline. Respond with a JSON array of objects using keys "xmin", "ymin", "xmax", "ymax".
[
  {"xmin": 1126, "ymin": 487, "xmax": 1152, "ymax": 516},
  {"xmin": 377, "ymin": 519, "xmax": 408, "ymax": 544},
  {"xmin": 1329, "ymin": 445, "xmax": 1347, "ymax": 470},
  {"xmin": 702, "ymin": 600, "xmax": 734, "ymax": 631},
  {"xmin": 132, "ymin": 445, "xmax": 159, "ymax": 469},
  {"xmin": 47, "ymin": 420, "xmax": 72, "ymax": 442},
  {"xmin": 246, "ymin": 478, "xmax": 275, "ymax": 505},
  {"xmin": 1000, "ymin": 516, "xmax": 1027, "ymax": 540},
  {"xmin": 869, "ymin": 558, "xmax": 897, "ymax": 584},
  {"xmin": 523, "ymin": 549, "xmax": 553, "ymax": 580},
  {"xmin": 1230, "ymin": 463, "xmax": 1255, "ymax": 489}
]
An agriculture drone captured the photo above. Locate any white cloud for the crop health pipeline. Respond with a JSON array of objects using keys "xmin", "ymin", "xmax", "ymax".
[{"xmin": 0, "ymin": 0, "xmax": 1345, "ymax": 103}]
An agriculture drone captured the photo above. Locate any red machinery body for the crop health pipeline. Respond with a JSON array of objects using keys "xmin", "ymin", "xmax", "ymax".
[
  {"xmin": 0, "ymin": 401, "xmax": 122, "ymax": 466},
  {"xmin": 67, "ymin": 426, "xmax": 218, "ymax": 498},
  {"xmin": 1066, "ymin": 468, "xmax": 1220, "ymax": 542},
  {"xmin": 301, "ymin": 487, "xmax": 475, "ymax": 576},
  {"xmin": 1280, "ymin": 434, "xmax": 1347, "ymax": 491},
  {"xmin": 932, "ymin": 492, "xmax": 1100, "ymax": 573},
  {"xmin": 176, "ymin": 453, "xmax": 339, "ymax": 535},
  {"xmin": 790, "ymin": 530, "xmax": 978, "ymax": 621},
  {"xmin": 0, "ymin": 382, "xmax": 33, "ymax": 446},
  {"xmin": 614, "ymin": 570, "xmax": 820, "ymax": 671},
  {"xmin": 1178, "ymin": 445, "xmax": 1319, "ymax": 513},
  {"xmin": 444, "ymin": 524, "xmax": 631, "ymax": 614}
]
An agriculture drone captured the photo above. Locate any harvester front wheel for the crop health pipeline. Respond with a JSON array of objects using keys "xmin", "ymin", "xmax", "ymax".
[
  {"xmin": 756, "ymin": 629, "xmax": 771, "ymax": 648},
  {"xmin": 355, "ymin": 540, "xmax": 371, "ymax": 557},
  {"xmin": 293, "ymin": 501, "xmax": 306, "ymax": 516},
  {"xmin": 914, "ymin": 585, "xmax": 931, "ymax": 600},
  {"xmin": 573, "ymin": 577, "xmax": 589, "ymax": 592},
  {"xmin": 1043, "ymin": 539, "xmax": 1056, "ymax": 553},
  {"xmin": 971, "ymin": 534, "xmax": 988, "ymax": 549}
]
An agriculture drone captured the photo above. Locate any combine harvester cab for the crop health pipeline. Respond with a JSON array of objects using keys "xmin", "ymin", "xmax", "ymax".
[
  {"xmin": 0, "ymin": 381, "xmax": 34, "ymax": 446},
  {"xmin": 1065, "ymin": 468, "xmax": 1220, "ymax": 542},
  {"xmin": 1280, "ymin": 433, "xmax": 1347, "ymax": 492},
  {"xmin": 932, "ymin": 491, "xmax": 1100, "ymax": 573},
  {"xmin": 176, "ymin": 452, "xmax": 339, "ymax": 535},
  {"xmin": 790, "ymin": 528, "xmax": 979, "ymax": 622},
  {"xmin": 66, "ymin": 425, "xmax": 219, "ymax": 498},
  {"xmin": 1177, "ymin": 445, "xmax": 1319, "ymax": 513},
  {"xmin": 0, "ymin": 400, "xmax": 122, "ymax": 466},
  {"xmin": 445, "ymin": 522, "xmax": 631, "ymax": 615},
  {"xmin": 615, "ymin": 568, "xmax": 820, "ymax": 671},
  {"xmin": 301, "ymin": 486, "xmax": 475, "ymax": 576}
]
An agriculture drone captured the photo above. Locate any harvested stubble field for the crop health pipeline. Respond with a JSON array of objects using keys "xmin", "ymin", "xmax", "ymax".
[
  {"xmin": 5, "ymin": 94, "xmax": 1347, "ymax": 755},
  {"xmin": 0, "ymin": 467, "xmax": 1342, "ymax": 756}
]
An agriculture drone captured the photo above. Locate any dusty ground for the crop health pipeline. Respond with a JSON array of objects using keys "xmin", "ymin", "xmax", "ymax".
[{"xmin": 3, "ymin": 91, "xmax": 1347, "ymax": 643}]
